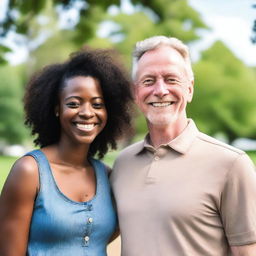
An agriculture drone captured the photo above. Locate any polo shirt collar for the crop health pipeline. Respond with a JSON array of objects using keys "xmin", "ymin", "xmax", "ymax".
[
  {"xmin": 136, "ymin": 119, "xmax": 199, "ymax": 155},
  {"xmin": 167, "ymin": 119, "xmax": 198, "ymax": 154}
]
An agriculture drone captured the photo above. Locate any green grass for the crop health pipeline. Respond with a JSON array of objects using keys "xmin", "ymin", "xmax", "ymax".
[
  {"xmin": 0, "ymin": 155, "xmax": 17, "ymax": 192},
  {"xmin": 1, "ymin": 151, "xmax": 256, "ymax": 192}
]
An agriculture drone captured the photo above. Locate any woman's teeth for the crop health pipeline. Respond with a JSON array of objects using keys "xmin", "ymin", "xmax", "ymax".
[{"xmin": 76, "ymin": 123, "xmax": 95, "ymax": 131}]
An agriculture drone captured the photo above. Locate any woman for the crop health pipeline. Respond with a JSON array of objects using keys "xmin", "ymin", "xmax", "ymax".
[{"xmin": 0, "ymin": 49, "xmax": 132, "ymax": 255}]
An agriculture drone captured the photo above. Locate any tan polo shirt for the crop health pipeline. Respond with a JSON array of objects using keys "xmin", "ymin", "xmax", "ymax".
[{"xmin": 110, "ymin": 119, "xmax": 256, "ymax": 256}]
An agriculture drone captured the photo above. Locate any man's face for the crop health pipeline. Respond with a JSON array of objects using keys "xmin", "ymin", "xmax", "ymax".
[{"xmin": 134, "ymin": 46, "xmax": 194, "ymax": 129}]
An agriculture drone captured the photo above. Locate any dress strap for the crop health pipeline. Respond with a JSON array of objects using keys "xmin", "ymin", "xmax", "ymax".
[{"xmin": 24, "ymin": 149, "xmax": 55, "ymax": 194}]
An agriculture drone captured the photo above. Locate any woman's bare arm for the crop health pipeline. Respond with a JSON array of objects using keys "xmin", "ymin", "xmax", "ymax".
[{"xmin": 0, "ymin": 156, "xmax": 39, "ymax": 256}]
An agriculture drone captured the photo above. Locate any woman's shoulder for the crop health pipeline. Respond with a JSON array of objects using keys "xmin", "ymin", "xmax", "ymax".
[
  {"xmin": 13, "ymin": 153, "xmax": 39, "ymax": 176},
  {"xmin": 3, "ymin": 153, "xmax": 39, "ymax": 193}
]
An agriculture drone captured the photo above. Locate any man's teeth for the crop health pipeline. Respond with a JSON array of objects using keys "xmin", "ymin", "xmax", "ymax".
[
  {"xmin": 76, "ymin": 123, "xmax": 95, "ymax": 131},
  {"xmin": 151, "ymin": 102, "xmax": 174, "ymax": 107}
]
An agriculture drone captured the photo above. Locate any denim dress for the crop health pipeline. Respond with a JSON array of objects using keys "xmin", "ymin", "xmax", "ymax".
[{"xmin": 26, "ymin": 150, "xmax": 117, "ymax": 256}]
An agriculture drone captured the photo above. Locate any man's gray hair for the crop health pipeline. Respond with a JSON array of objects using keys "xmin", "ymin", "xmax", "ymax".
[{"xmin": 132, "ymin": 35, "xmax": 194, "ymax": 81}]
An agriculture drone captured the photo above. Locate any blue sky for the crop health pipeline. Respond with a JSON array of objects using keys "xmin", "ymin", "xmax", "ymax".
[{"xmin": 188, "ymin": 0, "xmax": 256, "ymax": 66}]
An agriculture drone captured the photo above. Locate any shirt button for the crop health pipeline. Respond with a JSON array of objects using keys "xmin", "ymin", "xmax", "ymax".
[
  {"xmin": 88, "ymin": 217, "xmax": 93, "ymax": 223},
  {"xmin": 84, "ymin": 236, "xmax": 90, "ymax": 242},
  {"xmin": 154, "ymin": 156, "xmax": 160, "ymax": 161}
]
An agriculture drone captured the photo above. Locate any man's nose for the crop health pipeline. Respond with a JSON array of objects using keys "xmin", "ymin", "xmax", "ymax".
[{"xmin": 153, "ymin": 79, "xmax": 169, "ymax": 98}]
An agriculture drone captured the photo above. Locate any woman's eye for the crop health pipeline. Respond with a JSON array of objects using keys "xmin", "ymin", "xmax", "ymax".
[
  {"xmin": 66, "ymin": 102, "xmax": 79, "ymax": 108},
  {"xmin": 92, "ymin": 102, "xmax": 105, "ymax": 109}
]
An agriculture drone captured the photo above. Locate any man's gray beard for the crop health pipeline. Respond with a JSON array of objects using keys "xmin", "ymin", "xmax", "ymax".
[{"xmin": 146, "ymin": 112, "xmax": 178, "ymax": 127}]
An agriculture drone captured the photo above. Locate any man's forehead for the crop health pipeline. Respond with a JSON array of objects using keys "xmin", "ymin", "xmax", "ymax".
[
  {"xmin": 136, "ymin": 59, "xmax": 186, "ymax": 80},
  {"xmin": 138, "ymin": 47, "xmax": 185, "ymax": 68},
  {"xmin": 138, "ymin": 68, "xmax": 181, "ymax": 79},
  {"xmin": 139, "ymin": 45, "xmax": 184, "ymax": 61}
]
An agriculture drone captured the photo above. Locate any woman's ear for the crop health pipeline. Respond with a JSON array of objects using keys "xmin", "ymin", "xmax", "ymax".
[{"xmin": 55, "ymin": 106, "xmax": 59, "ymax": 117}]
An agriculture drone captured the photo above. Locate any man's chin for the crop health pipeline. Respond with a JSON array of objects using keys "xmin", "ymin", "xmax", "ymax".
[{"xmin": 146, "ymin": 114, "xmax": 178, "ymax": 127}]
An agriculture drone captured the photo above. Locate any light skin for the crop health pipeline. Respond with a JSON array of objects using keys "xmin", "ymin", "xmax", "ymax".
[
  {"xmin": 0, "ymin": 76, "xmax": 108, "ymax": 255},
  {"xmin": 134, "ymin": 45, "xmax": 256, "ymax": 255},
  {"xmin": 231, "ymin": 245, "xmax": 256, "ymax": 256},
  {"xmin": 134, "ymin": 45, "xmax": 194, "ymax": 147}
]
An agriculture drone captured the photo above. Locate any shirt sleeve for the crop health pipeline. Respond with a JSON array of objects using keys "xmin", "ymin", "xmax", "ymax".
[{"xmin": 220, "ymin": 153, "xmax": 256, "ymax": 246}]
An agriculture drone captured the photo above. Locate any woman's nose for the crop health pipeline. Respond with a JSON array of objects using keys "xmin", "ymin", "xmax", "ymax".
[{"xmin": 78, "ymin": 104, "xmax": 94, "ymax": 118}]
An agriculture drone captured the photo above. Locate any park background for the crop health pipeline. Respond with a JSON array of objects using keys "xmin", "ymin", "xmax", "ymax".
[{"xmin": 0, "ymin": 0, "xmax": 256, "ymax": 255}]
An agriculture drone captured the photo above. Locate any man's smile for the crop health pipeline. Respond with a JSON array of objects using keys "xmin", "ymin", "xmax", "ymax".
[{"xmin": 148, "ymin": 101, "xmax": 176, "ymax": 107}]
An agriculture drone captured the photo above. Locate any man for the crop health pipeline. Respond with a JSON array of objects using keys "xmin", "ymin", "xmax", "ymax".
[{"xmin": 110, "ymin": 36, "xmax": 256, "ymax": 256}]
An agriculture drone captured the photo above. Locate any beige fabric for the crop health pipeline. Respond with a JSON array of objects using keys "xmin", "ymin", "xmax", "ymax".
[{"xmin": 110, "ymin": 119, "xmax": 256, "ymax": 256}]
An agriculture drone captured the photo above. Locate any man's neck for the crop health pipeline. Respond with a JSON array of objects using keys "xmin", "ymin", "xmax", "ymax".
[{"xmin": 148, "ymin": 118, "xmax": 189, "ymax": 148}]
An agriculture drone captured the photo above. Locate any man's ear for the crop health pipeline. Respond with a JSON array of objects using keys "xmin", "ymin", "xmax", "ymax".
[{"xmin": 187, "ymin": 79, "xmax": 194, "ymax": 103}]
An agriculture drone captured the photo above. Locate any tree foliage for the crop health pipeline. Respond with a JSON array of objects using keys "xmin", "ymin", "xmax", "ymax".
[
  {"xmin": 104, "ymin": 0, "xmax": 207, "ymax": 67},
  {"xmin": 0, "ymin": 0, "xmax": 207, "ymax": 65},
  {"xmin": 0, "ymin": 0, "xmax": 120, "ymax": 37},
  {"xmin": 188, "ymin": 41, "xmax": 256, "ymax": 142},
  {"xmin": 0, "ymin": 0, "xmax": 121, "ymax": 63},
  {"xmin": 0, "ymin": 65, "xmax": 28, "ymax": 144}
]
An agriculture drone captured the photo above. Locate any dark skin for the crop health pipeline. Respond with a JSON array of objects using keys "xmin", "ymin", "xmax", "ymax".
[{"xmin": 0, "ymin": 76, "xmax": 119, "ymax": 256}]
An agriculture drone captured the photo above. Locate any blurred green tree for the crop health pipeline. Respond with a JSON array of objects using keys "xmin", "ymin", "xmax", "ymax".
[
  {"xmin": 0, "ymin": 0, "xmax": 207, "ymax": 65},
  {"xmin": 188, "ymin": 41, "xmax": 256, "ymax": 142},
  {"xmin": 104, "ymin": 0, "xmax": 207, "ymax": 65},
  {"xmin": 0, "ymin": 0, "xmax": 121, "ymax": 63},
  {"xmin": 0, "ymin": 65, "xmax": 28, "ymax": 144}
]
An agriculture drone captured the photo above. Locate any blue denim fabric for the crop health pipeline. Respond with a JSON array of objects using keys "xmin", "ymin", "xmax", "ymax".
[{"xmin": 25, "ymin": 150, "xmax": 117, "ymax": 256}]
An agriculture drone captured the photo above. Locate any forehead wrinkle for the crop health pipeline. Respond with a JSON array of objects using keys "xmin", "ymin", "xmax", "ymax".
[
  {"xmin": 136, "ymin": 46, "xmax": 191, "ymax": 81},
  {"xmin": 138, "ymin": 66, "xmax": 184, "ymax": 81}
]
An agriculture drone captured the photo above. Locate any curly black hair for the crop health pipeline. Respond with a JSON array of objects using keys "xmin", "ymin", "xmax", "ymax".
[{"xmin": 24, "ymin": 49, "xmax": 133, "ymax": 159}]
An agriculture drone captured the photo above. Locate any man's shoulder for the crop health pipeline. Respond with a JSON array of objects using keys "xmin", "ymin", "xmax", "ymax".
[
  {"xmin": 196, "ymin": 131, "xmax": 245, "ymax": 156},
  {"xmin": 111, "ymin": 140, "xmax": 144, "ymax": 178},
  {"xmin": 117, "ymin": 140, "xmax": 144, "ymax": 159}
]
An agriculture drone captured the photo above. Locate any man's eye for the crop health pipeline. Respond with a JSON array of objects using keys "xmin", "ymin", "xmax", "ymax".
[
  {"xmin": 166, "ymin": 78, "xmax": 182, "ymax": 84},
  {"xmin": 143, "ymin": 79, "xmax": 154, "ymax": 86},
  {"xmin": 166, "ymin": 78, "xmax": 177, "ymax": 83},
  {"xmin": 92, "ymin": 102, "xmax": 105, "ymax": 109},
  {"xmin": 66, "ymin": 102, "xmax": 79, "ymax": 108}
]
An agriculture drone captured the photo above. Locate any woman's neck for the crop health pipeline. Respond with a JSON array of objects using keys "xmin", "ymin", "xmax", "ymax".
[{"xmin": 50, "ymin": 140, "xmax": 90, "ymax": 168}]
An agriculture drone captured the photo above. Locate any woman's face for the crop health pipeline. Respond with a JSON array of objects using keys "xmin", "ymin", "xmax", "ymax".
[{"xmin": 57, "ymin": 76, "xmax": 107, "ymax": 146}]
